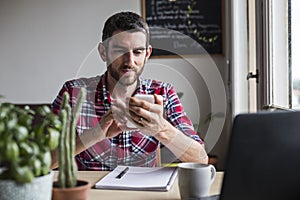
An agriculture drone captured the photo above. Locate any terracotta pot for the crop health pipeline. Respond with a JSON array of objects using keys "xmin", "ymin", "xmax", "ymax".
[{"xmin": 52, "ymin": 180, "xmax": 90, "ymax": 200}]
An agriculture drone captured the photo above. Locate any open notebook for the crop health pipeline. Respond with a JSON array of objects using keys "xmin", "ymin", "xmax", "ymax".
[{"xmin": 95, "ymin": 165, "xmax": 178, "ymax": 191}]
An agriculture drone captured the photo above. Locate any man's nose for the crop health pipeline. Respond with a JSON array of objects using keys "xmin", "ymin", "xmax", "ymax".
[{"xmin": 124, "ymin": 51, "xmax": 134, "ymax": 67}]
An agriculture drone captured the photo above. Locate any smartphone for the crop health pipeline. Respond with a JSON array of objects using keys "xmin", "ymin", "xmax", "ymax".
[
  {"xmin": 133, "ymin": 94, "xmax": 155, "ymax": 104},
  {"xmin": 126, "ymin": 94, "xmax": 154, "ymax": 128}
]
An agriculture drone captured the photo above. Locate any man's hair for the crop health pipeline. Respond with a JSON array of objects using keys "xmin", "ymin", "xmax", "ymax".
[{"xmin": 102, "ymin": 11, "xmax": 150, "ymax": 47}]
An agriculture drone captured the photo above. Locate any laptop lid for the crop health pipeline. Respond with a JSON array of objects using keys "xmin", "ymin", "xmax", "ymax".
[{"xmin": 220, "ymin": 111, "xmax": 300, "ymax": 200}]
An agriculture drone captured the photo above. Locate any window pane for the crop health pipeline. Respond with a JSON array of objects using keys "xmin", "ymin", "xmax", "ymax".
[
  {"xmin": 271, "ymin": 0, "xmax": 289, "ymax": 108},
  {"xmin": 291, "ymin": 0, "xmax": 300, "ymax": 109}
]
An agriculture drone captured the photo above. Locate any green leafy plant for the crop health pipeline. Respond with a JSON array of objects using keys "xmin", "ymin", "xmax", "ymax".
[
  {"xmin": 0, "ymin": 103, "xmax": 61, "ymax": 183},
  {"xmin": 57, "ymin": 88, "xmax": 86, "ymax": 188}
]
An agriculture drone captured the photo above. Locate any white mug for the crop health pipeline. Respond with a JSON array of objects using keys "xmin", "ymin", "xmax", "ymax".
[{"xmin": 178, "ymin": 163, "xmax": 216, "ymax": 199}]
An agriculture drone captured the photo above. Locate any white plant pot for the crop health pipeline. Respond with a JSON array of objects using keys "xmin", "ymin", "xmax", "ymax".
[{"xmin": 0, "ymin": 171, "xmax": 54, "ymax": 200}]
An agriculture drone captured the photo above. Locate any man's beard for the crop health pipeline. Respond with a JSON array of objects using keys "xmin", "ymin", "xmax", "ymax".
[{"xmin": 108, "ymin": 62, "xmax": 145, "ymax": 87}]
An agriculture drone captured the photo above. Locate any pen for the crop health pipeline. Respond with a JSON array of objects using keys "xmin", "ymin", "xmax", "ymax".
[{"xmin": 116, "ymin": 167, "xmax": 129, "ymax": 179}]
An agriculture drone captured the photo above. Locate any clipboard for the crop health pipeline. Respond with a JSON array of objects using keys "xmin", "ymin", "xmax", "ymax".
[{"xmin": 94, "ymin": 165, "xmax": 178, "ymax": 191}]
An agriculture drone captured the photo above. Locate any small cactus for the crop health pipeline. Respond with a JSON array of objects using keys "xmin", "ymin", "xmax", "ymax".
[{"xmin": 57, "ymin": 88, "xmax": 86, "ymax": 188}]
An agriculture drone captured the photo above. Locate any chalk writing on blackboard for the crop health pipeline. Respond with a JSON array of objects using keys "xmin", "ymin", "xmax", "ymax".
[{"xmin": 142, "ymin": 0, "xmax": 223, "ymax": 56}]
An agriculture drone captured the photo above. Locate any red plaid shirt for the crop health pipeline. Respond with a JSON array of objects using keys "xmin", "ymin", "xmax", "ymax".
[{"xmin": 52, "ymin": 72, "xmax": 203, "ymax": 171}]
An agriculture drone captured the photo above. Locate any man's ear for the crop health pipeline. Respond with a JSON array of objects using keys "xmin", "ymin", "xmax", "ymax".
[
  {"xmin": 145, "ymin": 45, "xmax": 152, "ymax": 62},
  {"xmin": 98, "ymin": 42, "xmax": 106, "ymax": 62}
]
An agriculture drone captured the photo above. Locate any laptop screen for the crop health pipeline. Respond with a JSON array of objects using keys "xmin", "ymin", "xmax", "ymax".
[{"xmin": 220, "ymin": 111, "xmax": 300, "ymax": 200}]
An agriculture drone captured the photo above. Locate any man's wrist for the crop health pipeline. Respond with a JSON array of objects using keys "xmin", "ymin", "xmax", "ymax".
[
  {"xmin": 154, "ymin": 121, "xmax": 177, "ymax": 145},
  {"xmin": 90, "ymin": 125, "xmax": 106, "ymax": 141}
]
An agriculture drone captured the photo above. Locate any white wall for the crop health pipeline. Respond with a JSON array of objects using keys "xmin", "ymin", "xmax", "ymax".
[
  {"xmin": 0, "ymin": 0, "xmax": 140, "ymax": 103},
  {"xmin": 0, "ymin": 0, "xmax": 230, "ymax": 168}
]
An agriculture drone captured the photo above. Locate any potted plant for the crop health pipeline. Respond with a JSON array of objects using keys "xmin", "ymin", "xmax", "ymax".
[
  {"xmin": 0, "ymin": 102, "xmax": 61, "ymax": 200},
  {"xmin": 52, "ymin": 88, "xmax": 90, "ymax": 200}
]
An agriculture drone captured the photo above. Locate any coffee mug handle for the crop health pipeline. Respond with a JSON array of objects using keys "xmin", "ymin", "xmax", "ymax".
[{"xmin": 209, "ymin": 165, "xmax": 216, "ymax": 184}]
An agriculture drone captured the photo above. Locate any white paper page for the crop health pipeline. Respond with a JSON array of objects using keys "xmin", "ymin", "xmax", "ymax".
[{"xmin": 95, "ymin": 165, "xmax": 178, "ymax": 191}]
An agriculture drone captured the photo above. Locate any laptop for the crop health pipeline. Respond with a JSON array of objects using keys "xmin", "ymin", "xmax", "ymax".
[{"xmin": 203, "ymin": 111, "xmax": 300, "ymax": 200}]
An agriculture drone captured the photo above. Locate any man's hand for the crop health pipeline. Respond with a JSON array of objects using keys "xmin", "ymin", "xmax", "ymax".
[
  {"xmin": 97, "ymin": 109, "xmax": 121, "ymax": 138},
  {"xmin": 128, "ymin": 94, "xmax": 166, "ymax": 136},
  {"xmin": 100, "ymin": 100, "xmax": 137, "ymax": 138}
]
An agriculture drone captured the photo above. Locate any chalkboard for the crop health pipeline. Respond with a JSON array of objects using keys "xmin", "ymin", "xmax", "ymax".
[{"xmin": 142, "ymin": 0, "xmax": 223, "ymax": 57}]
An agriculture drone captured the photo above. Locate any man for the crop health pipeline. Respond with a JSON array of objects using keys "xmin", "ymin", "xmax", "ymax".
[{"xmin": 51, "ymin": 11, "xmax": 208, "ymax": 171}]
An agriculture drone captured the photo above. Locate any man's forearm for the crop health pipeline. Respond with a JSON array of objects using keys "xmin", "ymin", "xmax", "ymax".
[{"xmin": 155, "ymin": 121, "xmax": 208, "ymax": 164}]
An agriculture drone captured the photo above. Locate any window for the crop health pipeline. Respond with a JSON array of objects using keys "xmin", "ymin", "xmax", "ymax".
[
  {"xmin": 254, "ymin": 0, "xmax": 299, "ymax": 111},
  {"xmin": 233, "ymin": 0, "xmax": 298, "ymax": 113},
  {"xmin": 291, "ymin": 0, "xmax": 300, "ymax": 109}
]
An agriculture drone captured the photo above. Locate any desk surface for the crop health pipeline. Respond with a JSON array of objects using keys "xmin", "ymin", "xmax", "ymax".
[{"xmin": 55, "ymin": 171, "xmax": 223, "ymax": 200}]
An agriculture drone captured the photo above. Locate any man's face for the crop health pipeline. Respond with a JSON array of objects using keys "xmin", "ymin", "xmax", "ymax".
[{"xmin": 104, "ymin": 31, "xmax": 151, "ymax": 86}]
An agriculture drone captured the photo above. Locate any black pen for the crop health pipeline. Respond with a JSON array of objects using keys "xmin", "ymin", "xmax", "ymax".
[{"xmin": 116, "ymin": 167, "xmax": 129, "ymax": 179}]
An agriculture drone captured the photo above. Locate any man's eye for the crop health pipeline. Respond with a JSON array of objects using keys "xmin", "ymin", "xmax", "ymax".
[
  {"xmin": 133, "ymin": 50, "xmax": 144, "ymax": 55},
  {"xmin": 114, "ymin": 50, "xmax": 126, "ymax": 54}
]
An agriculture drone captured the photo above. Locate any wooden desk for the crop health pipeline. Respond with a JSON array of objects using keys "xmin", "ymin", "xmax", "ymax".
[{"xmin": 55, "ymin": 171, "xmax": 223, "ymax": 200}]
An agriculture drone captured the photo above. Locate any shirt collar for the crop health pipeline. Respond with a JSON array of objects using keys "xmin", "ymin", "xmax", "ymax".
[
  {"xmin": 97, "ymin": 71, "xmax": 111, "ymax": 104},
  {"xmin": 97, "ymin": 72, "xmax": 148, "ymax": 103},
  {"xmin": 135, "ymin": 77, "xmax": 148, "ymax": 94}
]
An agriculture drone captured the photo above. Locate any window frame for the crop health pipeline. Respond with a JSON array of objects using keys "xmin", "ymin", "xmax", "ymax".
[{"xmin": 255, "ymin": 0, "xmax": 290, "ymax": 110}]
